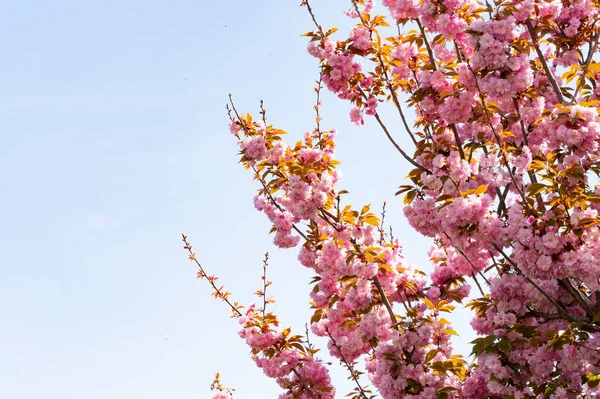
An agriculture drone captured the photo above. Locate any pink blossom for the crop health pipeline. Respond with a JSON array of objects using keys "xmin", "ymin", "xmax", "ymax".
[{"xmin": 349, "ymin": 107, "xmax": 364, "ymax": 125}]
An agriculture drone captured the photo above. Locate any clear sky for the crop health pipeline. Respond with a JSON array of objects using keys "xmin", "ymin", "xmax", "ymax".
[{"xmin": 0, "ymin": 1, "xmax": 472, "ymax": 398}]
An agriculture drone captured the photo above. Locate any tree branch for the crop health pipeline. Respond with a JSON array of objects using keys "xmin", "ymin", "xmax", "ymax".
[{"xmin": 525, "ymin": 19, "xmax": 565, "ymax": 104}]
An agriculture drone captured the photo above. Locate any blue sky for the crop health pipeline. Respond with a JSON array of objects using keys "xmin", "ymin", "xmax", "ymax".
[{"xmin": 0, "ymin": 1, "xmax": 472, "ymax": 398}]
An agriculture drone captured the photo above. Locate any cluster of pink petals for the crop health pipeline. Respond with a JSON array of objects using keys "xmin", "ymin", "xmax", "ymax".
[
  {"xmin": 212, "ymin": 391, "xmax": 234, "ymax": 399},
  {"xmin": 238, "ymin": 304, "xmax": 335, "ymax": 398},
  {"xmin": 223, "ymin": 0, "xmax": 600, "ymax": 397}
]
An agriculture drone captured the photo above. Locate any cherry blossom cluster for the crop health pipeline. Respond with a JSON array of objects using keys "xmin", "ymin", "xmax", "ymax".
[
  {"xmin": 210, "ymin": 373, "xmax": 235, "ymax": 399},
  {"xmin": 227, "ymin": 94, "xmax": 468, "ymax": 397},
  {"xmin": 239, "ymin": 303, "xmax": 335, "ymax": 399},
  {"xmin": 192, "ymin": 0, "xmax": 600, "ymax": 397}
]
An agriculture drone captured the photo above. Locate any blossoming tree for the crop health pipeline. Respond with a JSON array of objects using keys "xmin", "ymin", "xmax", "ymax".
[{"xmin": 186, "ymin": 0, "xmax": 600, "ymax": 397}]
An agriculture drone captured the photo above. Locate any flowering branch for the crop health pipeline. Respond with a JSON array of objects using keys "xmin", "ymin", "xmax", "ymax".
[{"xmin": 525, "ymin": 19, "xmax": 566, "ymax": 104}]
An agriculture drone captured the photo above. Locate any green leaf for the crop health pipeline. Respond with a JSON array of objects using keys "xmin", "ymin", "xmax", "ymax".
[
  {"xmin": 442, "ymin": 328, "xmax": 458, "ymax": 336},
  {"xmin": 404, "ymin": 190, "xmax": 417, "ymax": 205},
  {"xmin": 527, "ymin": 183, "xmax": 547, "ymax": 195},
  {"xmin": 498, "ymin": 338, "xmax": 512, "ymax": 353},
  {"xmin": 425, "ymin": 349, "xmax": 439, "ymax": 363},
  {"xmin": 587, "ymin": 373, "xmax": 600, "ymax": 388},
  {"xmin": 475, "ymin": 184, "xmax": 488, "ymax": 196},
  {"xmin": 325, "ymin": 27, "xmax": 338, "ymax": 36}
]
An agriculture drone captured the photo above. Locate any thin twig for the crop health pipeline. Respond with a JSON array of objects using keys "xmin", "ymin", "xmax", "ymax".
[
  {"xmin": 378, "ymin": 201, "xmax": 387, "ymax": 246},
  {"xmin": 325, "ymin": 327, "xmax": 372, "ymax": 399},
  {"xmin": 574, "ymin": 32, "xmax": 599, "ymax": 100},
  {"xmin": 512, "ymin": 99, "xmax": 545, "ymax": 209},
  {"xmin": 301, "ymin": 0, "xmax": 324, "ymax": 35},
  {"xmin": 558, "ymin": 278, "xmax": 594, "ymax": 318},
  {"xmin": 314, "ymin": 73, "xmax": 324, "ymax": 147},
  {"xmin": 416, "ymin": 19, "xmax": 437, "ymax": 71},
  {"xmin": 185, "ymin": 232, "xmax": 322, "ymax": 399},
  {"xmin": 450, "ymin": 124, "xmax": 465, "ymax": 160},
  {"xmin": 350, "ymin": 0, "xmax": 418, "ymax": 146},
  {"xmin": 525, "ymin": 19, "xmax": 565, "ymax": 104},
  {"xmin": 261, "ymin": 252, "xmax": 270, "ymax": 317},
  {"xmin": 373, "ymin": 277, "xmax": 398, "ymax": 325},
  {"xmin": 471, "ymin": 272, "xmax": 486, "ymax": 297},
  {"xmin": 512, "ymin": 98, "xmax": 529, "ymax": 147},
  {"xmin": 182, "ymin": 234, "xmax": 243, "ymax": 317},
  {"xmin": 372, "ymin": 109, "xmax": 431, "ymax": 173}
]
